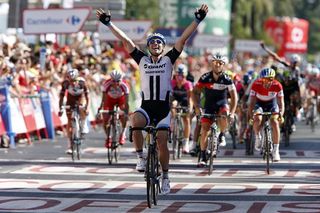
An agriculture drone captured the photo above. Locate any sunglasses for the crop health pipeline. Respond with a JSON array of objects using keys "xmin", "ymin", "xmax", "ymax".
[
  {"xmin": 149, "ymin": 39, "xmax": 163, "ymax": 45},
  {"xmin": 212, "ymin": 60, "xmax": 225, "ymax": 65},
  {"xmin": 261, "ymin": 77, "xmax": 274, "ymax": 82},
  {"xmin": 112, "ymin": 80, "xmax": 120, "ymax": 83}
]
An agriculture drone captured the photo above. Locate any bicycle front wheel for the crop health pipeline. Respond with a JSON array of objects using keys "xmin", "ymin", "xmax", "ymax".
[
  {"xmin": 146, "ymin": 146, "xmax": 154, "ymax": 208},
  {"xmin": 208, "ymin": 133, "xmax": 215, "ymax": 175},
  {"xmin": 176, "ymin": 118, "xmax": 183, "ymax": 159}
]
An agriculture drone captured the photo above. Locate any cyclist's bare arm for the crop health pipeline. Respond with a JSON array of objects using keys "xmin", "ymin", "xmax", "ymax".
[
  {"xmin": 99, "ymin": 92, "xmax": 107, "ymax": 110},
  {"xmin": 124, "ymin": 94, "xmax": 129, "ymax": 114},
  {"xmin": 277, "ymin": 96, "xmax": 285, "ymax": 117},
  {"xmin": 260, "ymin": 41, "xmax": 289, "ymax": 67},
  {"xmin": 248, "ymin": 96, "xmax": 257, "ymax": 119},
  {"xmin": 187, "ymin": 90, "xmax": 194, "ymax": 112},
  {"xmin": 229, "ymin": 87, "xmax": 238, "ymax": 115},
  {"xmin": 96, "ymin": 9, "xmax": 135, "ymax": 53},
  {"xmin": 192, "ymin": 86, "xmax": 202, "ymax": 113},
  {"xmin": 175, "ymin": 4, "xmax": 208, "ymax": 52}
]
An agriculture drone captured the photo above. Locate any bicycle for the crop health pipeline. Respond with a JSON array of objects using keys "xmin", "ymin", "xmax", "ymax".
[
  {"xmin": 228, "ymin": 114, "xmax": 237, "ymax": 149},
  {"xmin": 61, "ymin": 104, "xmax": 84, "ymax": 161},
  {"xmin": 245, "ymin": 119, "xmax": 255, "ymax": 155},
  {"xmin": 282, "ymin": 103, "xmax": 294, "ymax": 147},
  {"xmin": 199, "ymin": 113, "xmax": 228, "ymax": 175},
  {"xmin": 171, "ymin": 105, "xmax": 188, "ymax": 160},
  {"xmin": 98, "ymin": 106, "xmax": 123, "ymax": 165},
  {"xmin": 189, "ymin": 115, "xmax": 201, "ymax": 158},
  {"xmin": 252, "ymin": 112, "xmax": 280, "ymax": 174},
  {"xmin": 307, "ymin": 96, "xmax": 319, "ymax": 132},
  {"xmin": 129, "ymin": 125, "xmax": 170, "ymax": 208}
]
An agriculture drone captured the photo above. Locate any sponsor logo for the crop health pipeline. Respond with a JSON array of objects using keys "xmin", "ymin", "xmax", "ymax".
[
  {"xmin": 66, "ymin": 15, "xmax": 81, "ymax": 25},
  {"xmin": 143, "ymin": 63, "xmax": 166, "ymax": 69}
]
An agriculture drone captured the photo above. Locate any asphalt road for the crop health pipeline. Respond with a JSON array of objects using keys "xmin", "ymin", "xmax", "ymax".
[{"xmin": 0, "ymin": 120, "xmax": 319, "ymax": 213}]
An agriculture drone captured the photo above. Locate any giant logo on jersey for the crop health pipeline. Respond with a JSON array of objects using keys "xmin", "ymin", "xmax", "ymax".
[{"xmin": 144, "ymin": 63, "xmax": 167, "ymax": 74}]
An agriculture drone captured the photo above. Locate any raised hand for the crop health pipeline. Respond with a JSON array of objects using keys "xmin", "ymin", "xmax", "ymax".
[
  {"xmin": 96, "ymin": 8, "xmax": 111, "ymax": 26},
  {"xmin": 194, "ymin": 4, "xmax": 209, "ymax": 23}
]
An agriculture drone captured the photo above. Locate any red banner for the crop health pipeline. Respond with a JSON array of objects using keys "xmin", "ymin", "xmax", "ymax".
[{"xmin": 265, "ymin": 17, "xmax": 309, "ymax": 57}]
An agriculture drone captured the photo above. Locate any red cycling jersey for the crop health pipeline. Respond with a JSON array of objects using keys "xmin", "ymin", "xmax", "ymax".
[
  {"xmin": 101, "ymin": 79, "xmax": 129, "ymax": 110},
  {"xmin": 307, "ymin": 76, "xmax": 320, "ymax": 96},
  {"xmin": 250, "ymin": 78, "xmax": 284, "ymax": 102}
]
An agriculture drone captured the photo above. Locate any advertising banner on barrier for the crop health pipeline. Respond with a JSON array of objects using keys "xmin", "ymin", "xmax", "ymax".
[
  {"xmin": 40, "ymin": 90, "xmax": 55, "ymax": 138},
  {"xmin": 19, "ymin": 98, "xmax": 37, "ymax": 132},
  {"xmin": 49, "ymin": 88, "xmax": 67, "ymax": 127},
  {"xmin": 32, "ymin": 98, "xmax": 46, "ymax": 130},
  {"xmin": 10, "ymin": 98, "xmax": 27, "ymax": 134}
]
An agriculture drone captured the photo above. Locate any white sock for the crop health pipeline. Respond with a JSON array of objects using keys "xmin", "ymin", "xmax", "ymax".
[
  {"xmin": 183, "ymin": 138, "xmax": 189, "ymax": 146},
  {"xmin": 273, "ymin": 144, "xmax": 279, "ymax": 152}
]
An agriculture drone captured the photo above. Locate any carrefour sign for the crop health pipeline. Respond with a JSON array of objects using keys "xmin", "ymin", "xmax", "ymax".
[{"xmin": 23, "ymin": 8, "xmax": 91, "ymax": 34}]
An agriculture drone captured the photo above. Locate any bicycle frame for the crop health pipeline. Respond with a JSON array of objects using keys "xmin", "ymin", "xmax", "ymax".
[{"xmin": 283, "ymin": 103, "xmax": 293, "ymax": 147}]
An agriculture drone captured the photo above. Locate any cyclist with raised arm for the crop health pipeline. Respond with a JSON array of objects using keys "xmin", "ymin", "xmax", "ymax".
[
  {"xmin": 97, "ymin": 4, "xmax": 208, "ymax": 194},
  {"xmin": 58, "ymin": 69, "xmax": 89, "ymax": 154},
  {"xmin": 171, "ymin": 63, "xmax": 193, "ymax": 153},
  {"xmin": 97, "ymin": 69, "xmax": 129, "ymax": 148},
  {"xmin": 248, "ymin": 67, "xmax": 284, "ymax": 162},
  {"xmin": 260, "ymin": 42, "xmax": 302, "ymax": 131},
  {"xmin": 192, "ymin": 53, "xmax": 238, "ymax": 167}
]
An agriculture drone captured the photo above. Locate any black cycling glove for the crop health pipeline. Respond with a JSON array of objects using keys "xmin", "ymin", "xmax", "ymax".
[
  {"xmin": 194, "ymin": 8, "xmax": 207, "ymax": 23},
  {"xmin": 99, "ymin": 12, "xmax": 111, "ymax": 26}
]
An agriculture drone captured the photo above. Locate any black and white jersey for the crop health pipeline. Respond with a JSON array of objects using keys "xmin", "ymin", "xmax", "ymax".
[{"xmin": 130, "ymin": 47, "xmax": 181, "ymax": 101}]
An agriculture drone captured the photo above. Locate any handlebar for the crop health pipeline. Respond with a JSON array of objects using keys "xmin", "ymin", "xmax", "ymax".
[
  {"xmin": 60, "ymin": 105, "xmax": 85, "ymax": 111},
  {"xmin": 98, "ymin": 109, "xmax": 125, "ymax": 115},
  {"xmin": 200, "ymin": 113, "xmax": 229, "ymax": 119},
  {"xmin": 253, "ymin": 112, "xmax": 281, "ymax": 116},
  {"xmin": 129, "ymin": 126, "xmax": 171, "ymax": 142}
]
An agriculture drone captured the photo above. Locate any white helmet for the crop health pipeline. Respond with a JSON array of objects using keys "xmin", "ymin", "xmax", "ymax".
[
  {"xmin": 110, "ymin": 69, "xmax": 123, "ymax": 82},
  {"xmin": 290, "ymin": 54, "xmax": 301, "ymax": 64},
  {"xmin": 176, "ymin": 64, "xmax": 188, "ymax": 77},
  {"xmin": 211, "ymin": 52, "xmax": 228, "ymax": 64},
  {"xmin": 67, "ymin": 68, "xmax": 79, "ymax": 80}
]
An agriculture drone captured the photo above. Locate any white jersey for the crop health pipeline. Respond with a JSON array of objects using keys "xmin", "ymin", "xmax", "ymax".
[{"xmin": 130, "ymin": 47, "xmax": 181, "ymax": 101}]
